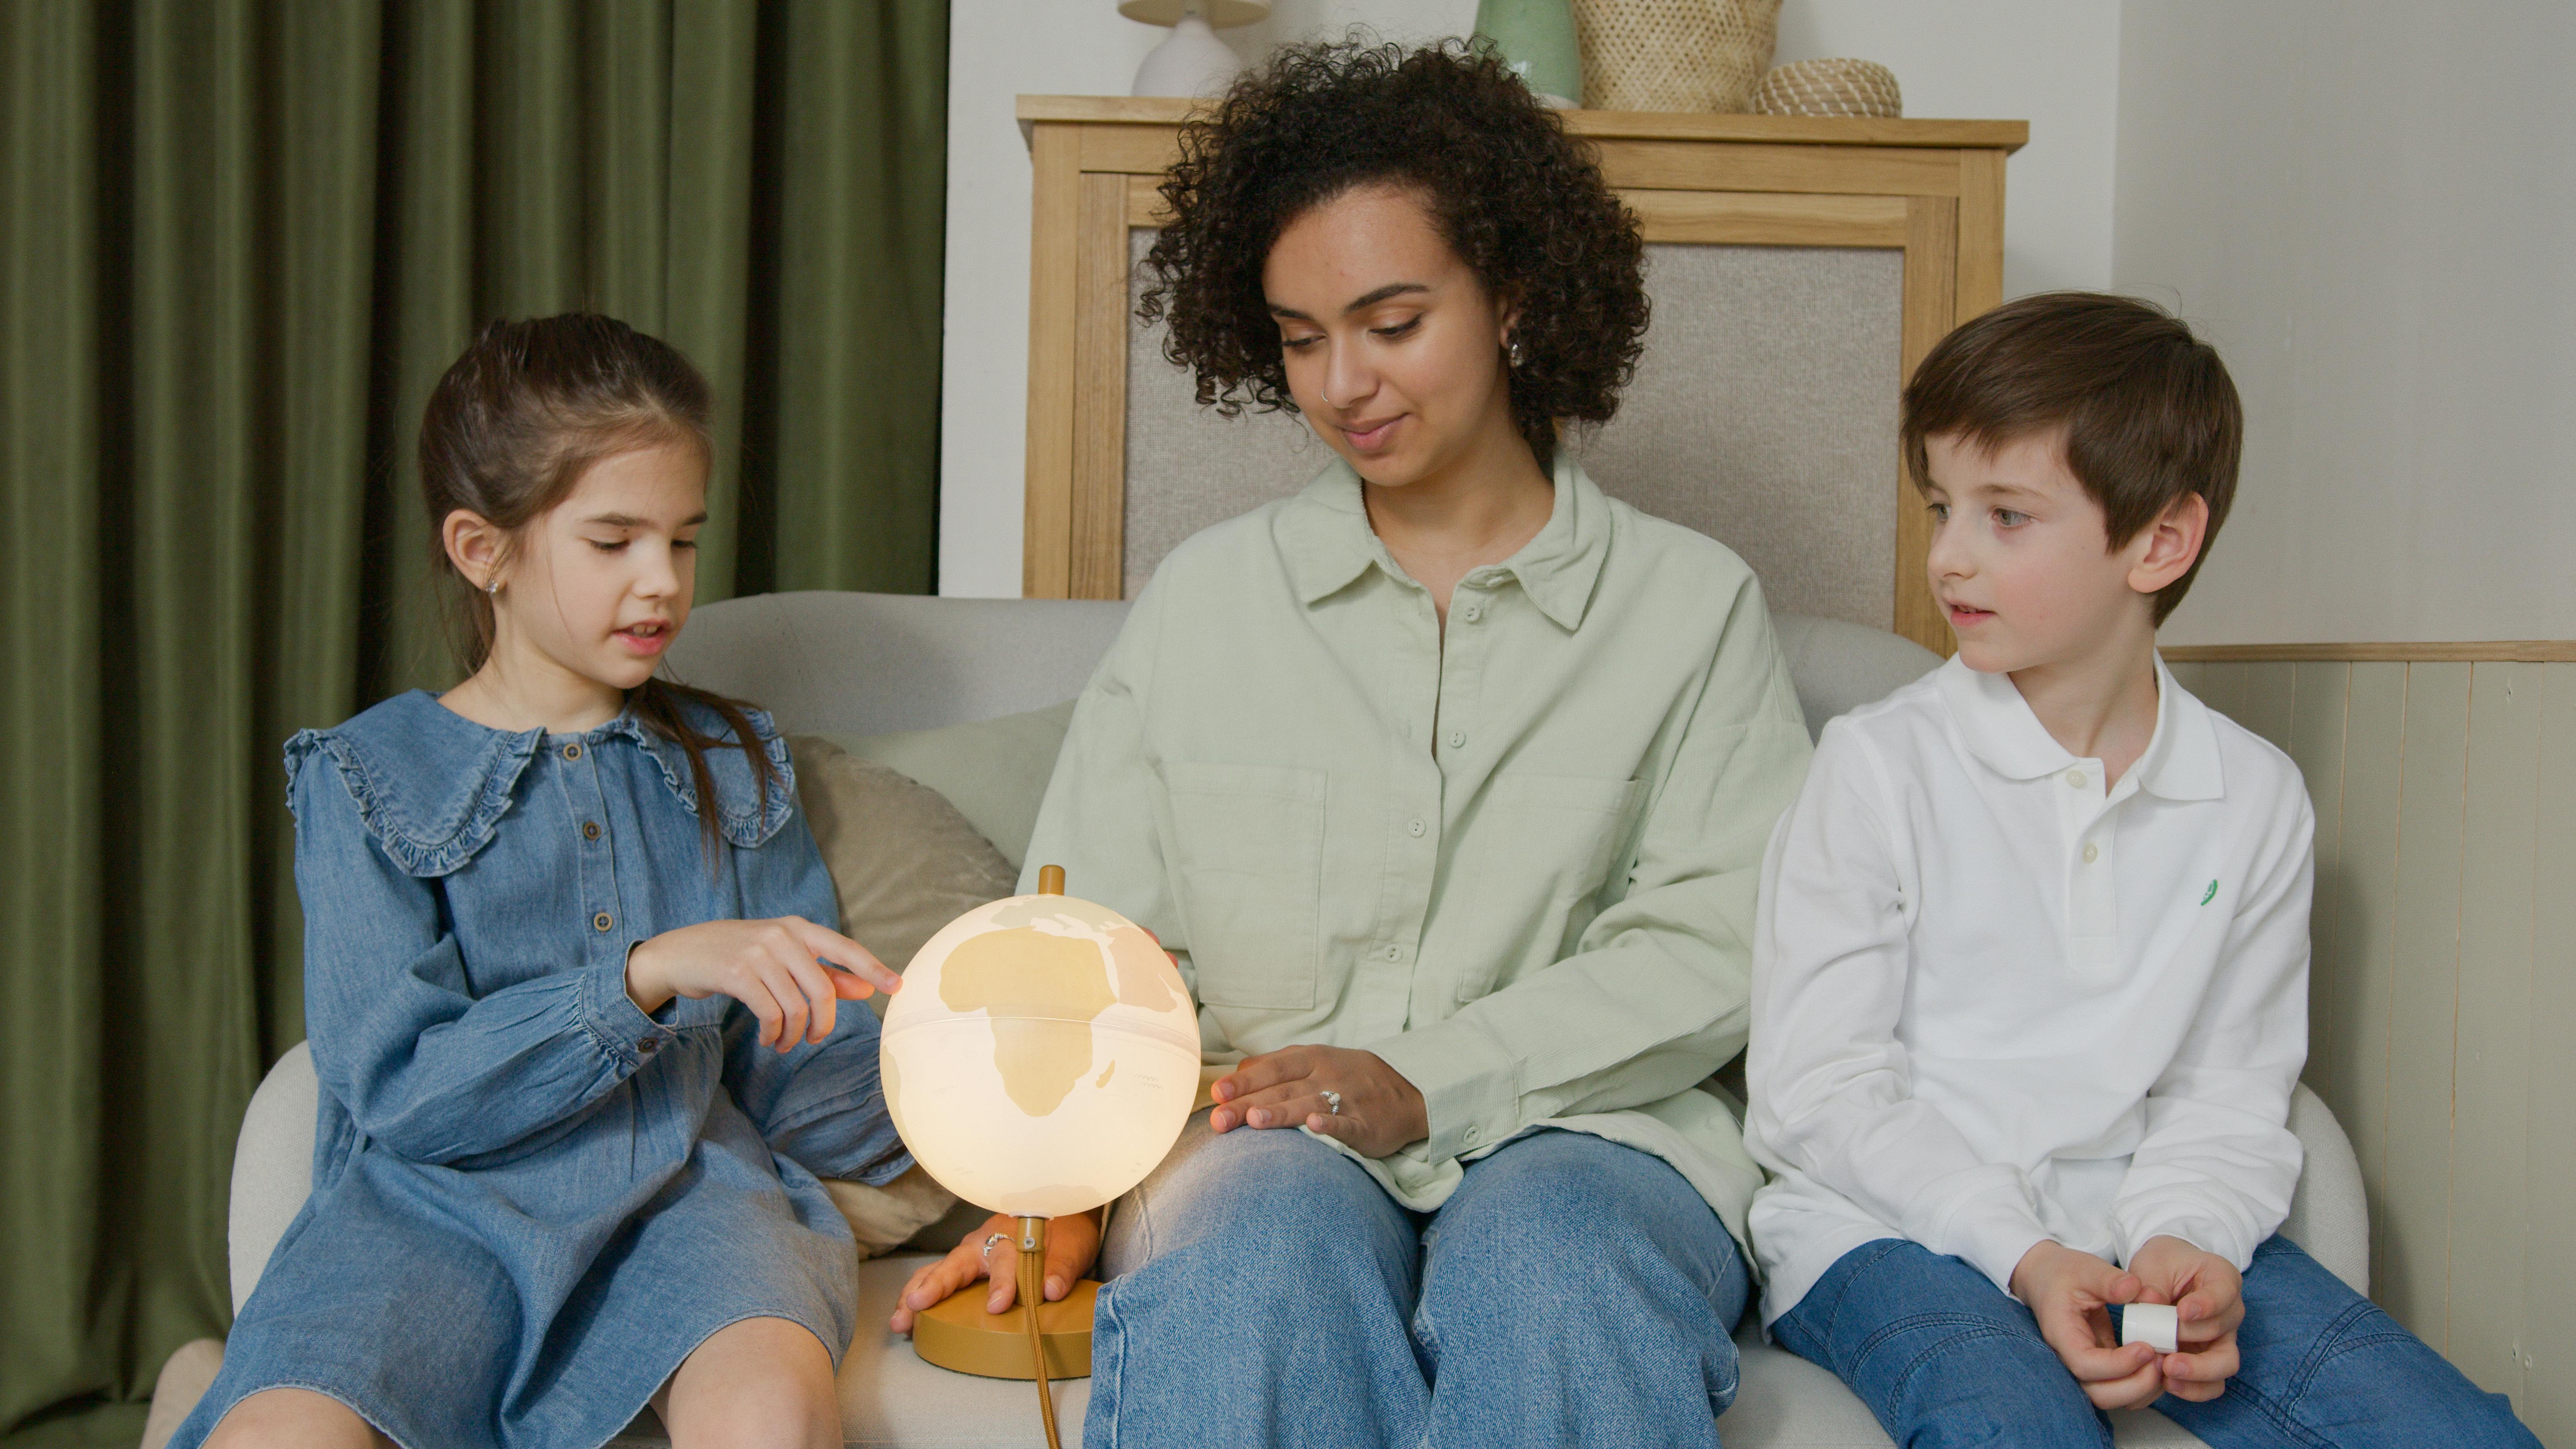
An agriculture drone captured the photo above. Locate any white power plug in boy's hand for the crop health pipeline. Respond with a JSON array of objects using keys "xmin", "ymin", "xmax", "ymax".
[
  {"xmin": 2010, "ymin": 1240, "xmax": 2166, "ymax": 1410},
  {"xmin": 626, "ymin": 917, "xmax": 901, "ymax": 1052},
  {"xmin": 2124, "ymin": 1235, "xmax": 2245, "ymax": 1402}
]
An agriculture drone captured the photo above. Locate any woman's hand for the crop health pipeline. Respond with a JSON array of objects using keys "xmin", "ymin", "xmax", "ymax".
[
  {"xmin": 626, "ymin": 917, "xmax": 900, "ymax": 1052},
  {"xmin": 888, "ymin": 1211, "xmax": 1102, "ymax": 1335},
  {"xmin": 1210, "ymin": 1044, "xmax": 1428, "ymax": 1158}
]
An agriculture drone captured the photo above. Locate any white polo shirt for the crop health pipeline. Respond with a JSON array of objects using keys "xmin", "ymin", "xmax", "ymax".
[{"xmin": 1743, "ymin": 655, "xmax": 2313, "ymax": 1324}]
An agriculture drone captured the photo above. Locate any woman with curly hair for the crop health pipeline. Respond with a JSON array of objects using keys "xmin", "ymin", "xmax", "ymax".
[{"xmin": 893, "ymin": 41, "xmax": 1810, "ymax": 1447}]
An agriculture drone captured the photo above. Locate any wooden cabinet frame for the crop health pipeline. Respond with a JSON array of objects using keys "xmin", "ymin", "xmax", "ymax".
[{"xmin": 1018, "ymin": 96, "xmax": 2025, "ymax": 655}]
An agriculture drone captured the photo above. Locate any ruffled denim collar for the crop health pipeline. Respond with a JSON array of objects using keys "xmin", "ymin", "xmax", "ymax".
[{"xmin": 286, "ymin": 690, "xmax": 795, "ymax": 876}]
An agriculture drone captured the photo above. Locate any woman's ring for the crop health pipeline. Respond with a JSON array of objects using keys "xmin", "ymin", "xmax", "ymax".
[
  {"xmin": 981, "ymin": 1231, "xmax": 1011, "ymax": 1259},
  {"xmin": 1321, "ymin": 1090, "xmax": 1343, "ymax": 1115}
]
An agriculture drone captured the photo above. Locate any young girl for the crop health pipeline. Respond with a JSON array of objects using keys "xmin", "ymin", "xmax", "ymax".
[{"xmin": 173, "ymin": 315, "xmax": 907, "ymax": 1449}]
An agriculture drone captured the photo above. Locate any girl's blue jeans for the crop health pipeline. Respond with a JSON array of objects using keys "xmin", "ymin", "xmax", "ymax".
[
  {"xmin": 1771, "ymin": 1235, "xmax": 2541, "ymax": 1448},
  {"xmin": 1084, "ymin": 1117, "xmax": 1751, "ymax": 1449}
]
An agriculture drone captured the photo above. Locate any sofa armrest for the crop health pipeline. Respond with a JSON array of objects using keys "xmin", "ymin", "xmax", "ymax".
[
  {"xmin": 2280, "ymin": 1080, "xmax": 2368, "ymax": 1296},
  {"xmin": 229, "ymin": 1041, "xmax": 319, "ymax": 1314}
]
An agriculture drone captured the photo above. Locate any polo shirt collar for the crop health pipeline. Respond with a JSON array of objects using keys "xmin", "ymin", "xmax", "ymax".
[
  {"xmin": 1935, "ymin": 652, "xmax": 2224, "ymax": 801},
  {"xmin": 1275, "ymin": 452, "xmax": 1611, "ymax": 631}
]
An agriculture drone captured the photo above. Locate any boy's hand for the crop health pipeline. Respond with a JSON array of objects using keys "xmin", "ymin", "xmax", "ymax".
[
  {"xmin": 2125, "ymin": 1235, "xmax": 2245, "ymax": 1402},
  {"xmin": 626, "ymin": 916, "xmax": 900, "ymax": 1052},
  {"xmin": 889, "ymin": 1210, "xmax": 1101, "ymax": 1335},
  {"xmin": 2010, "ymin": 1240, "xmax": 2164, "ymax": 1410}
]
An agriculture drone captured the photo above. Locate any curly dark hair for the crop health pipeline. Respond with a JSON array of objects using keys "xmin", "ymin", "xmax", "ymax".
[{"xmin": 1137, "ymin": 39, "xmax": 1648, "ymax": 469}]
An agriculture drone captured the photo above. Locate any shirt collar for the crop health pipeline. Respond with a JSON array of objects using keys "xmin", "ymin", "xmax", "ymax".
[
  {"xmin": 1274, "ymin": 451, "xmax": 1611, "ymax": 631},
  {"xmin": 1935, "ymin": 652, "xmax": 2224, "ymax": 801}
]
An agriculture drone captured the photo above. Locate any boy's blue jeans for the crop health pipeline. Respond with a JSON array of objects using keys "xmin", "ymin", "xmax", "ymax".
[
  {"xmin": 1084, "ymin": 1118, "xmax": 1750, "ymax": 1449},
  {"xmin": 1772, "ymin": 1236, "xmax": 2540, "ymax": 1448}
]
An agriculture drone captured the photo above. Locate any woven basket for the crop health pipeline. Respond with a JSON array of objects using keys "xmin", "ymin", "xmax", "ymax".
[
  {"xmin": 1571, "ymin": 0, "xmax": 1781, "ymax": 113},
  {"xmin": 1753, "ymin": 57, "xmax": 1902, "ymax": 118}
]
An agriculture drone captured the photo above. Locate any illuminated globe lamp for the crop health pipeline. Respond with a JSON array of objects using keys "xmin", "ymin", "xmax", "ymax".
[{"xmin": 878, "ymin": 864, "xmax": 1200, "ymax": 1442}]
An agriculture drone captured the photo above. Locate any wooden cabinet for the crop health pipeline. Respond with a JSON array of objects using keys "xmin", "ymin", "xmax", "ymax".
[{"xmin": 1018, "ymin": 95, "xmax": 2023, "ymax": 655}]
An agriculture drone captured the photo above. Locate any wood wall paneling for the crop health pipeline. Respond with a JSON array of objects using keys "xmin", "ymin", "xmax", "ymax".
[
  {"xmin": 2525, "ymin": 665, "xmax": 2576, "ymax": 1425},
  {"xmin": 2450, "ymin": 662, "xmax": 2541, "ymax": 1397},
  {"xmin": 2182, "ymin": 654, "xmax": 2574, "ymax": 1438},
  {"xmin": 2379, "ymin": 662, "xmax": 2469, "ymax": 1339},
  {"xmin": 2330, "ymin": 662, "xmax": 2408, "ymax": 1303}
]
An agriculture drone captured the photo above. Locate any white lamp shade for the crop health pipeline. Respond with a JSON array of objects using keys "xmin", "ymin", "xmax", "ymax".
[
  {"xmin": 880, "ymin": 893, "xmax": 1200, "ymax": 1218},
  {"xmin": 1130, "ymin": 14, "xmax": 1245, "ymax": 99}
]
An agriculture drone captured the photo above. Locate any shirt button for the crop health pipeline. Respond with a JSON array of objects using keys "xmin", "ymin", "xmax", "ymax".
[
  {"xmin": 1464, "ymin": 1126, "xmax": 1482, "ymax": 1145},
  {"xmin": 2064, "ymin": 768, "xmax": 2087, "ymax": 788},
  {"xmin": 592, "ymin": 911, "xmax": 613, "ymax": 932},
  {"xmin": 2083, "ymin": 842, "xmax": 2100, "ymax": 864},
  {"xmin": 1462, "ymin": 604, "xmax": 1482, "ymax": 623},
  {"xmin": 1407, "ymin": 818, "xmax": 1426, "ymax": 837},
  {"xmin": 1383, "ymin": 945, "xmax": 1403, "ymax": 962},
  {"xmin": 637, "ymin": 1036, "xmax": 660, "ymax": 1053},
  {"xmin": 1447, "ymin": 730, "xmax": 1466, "ymax": 750},
  {"xmin": 582, "ymin": 821, "xmax": 602, "ymax": 841},
  {"xmin": 563, "ymin": 742, "xmax": 583, "ymax": 761}
]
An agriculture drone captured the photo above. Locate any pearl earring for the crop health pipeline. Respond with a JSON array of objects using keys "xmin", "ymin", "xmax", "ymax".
[
  {"xmin": 485, "ymin": 577, "xmax": 500, "ymax": 596},
  {"xmin": 1507, "ymin": 337, "xmax": 1527, "ymax": 369}
]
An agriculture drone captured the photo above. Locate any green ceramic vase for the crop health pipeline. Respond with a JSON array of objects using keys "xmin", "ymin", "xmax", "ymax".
[{"xmin": 1473, "ymin": 0, "xmax": 1582, "ymax": 108}]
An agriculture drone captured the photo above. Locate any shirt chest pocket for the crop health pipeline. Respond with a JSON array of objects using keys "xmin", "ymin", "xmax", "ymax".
[
  {"xmin": 1161, "ymin": 761, "xmax": 1326, "ymax": 1010},
  {"xmin": 1452, "ymin": 773, "xmax": 1647, "ymax": 1001}
]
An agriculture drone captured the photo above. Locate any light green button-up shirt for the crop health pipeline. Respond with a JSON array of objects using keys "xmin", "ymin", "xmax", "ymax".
[{"xmin": 1021, "ymin": 456, "xmax": 1813, "ymax": 1243}]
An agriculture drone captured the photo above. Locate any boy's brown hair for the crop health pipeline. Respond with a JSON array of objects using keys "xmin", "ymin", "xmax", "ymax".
[{"xmin": 1902, "ymin": 291, "xmax": 2243, "ymax": 624}]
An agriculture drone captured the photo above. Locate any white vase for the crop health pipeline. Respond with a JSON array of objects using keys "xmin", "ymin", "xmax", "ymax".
[{"xmin": 1132, "ymin": 14, "xmax": 1242, "ymax": 98}]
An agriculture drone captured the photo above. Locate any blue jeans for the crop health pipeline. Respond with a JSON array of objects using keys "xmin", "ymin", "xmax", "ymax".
[
  {"xmin": 1772, "ymin": 1236, "xmax": 2540, "ymax": 1448},
  {"xmin": 1085, "ymin": 1117, "xmax": 1750, "ymax": 1448}
]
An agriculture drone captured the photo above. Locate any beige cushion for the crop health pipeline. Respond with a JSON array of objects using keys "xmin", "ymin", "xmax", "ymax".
[
  {"xmin": 788, "ymin": 735, "xmax": 1019, "ymax": 978},
  {"xmin": 821, "ymin": 700, "xmax": 1077, "ymax": 872}
]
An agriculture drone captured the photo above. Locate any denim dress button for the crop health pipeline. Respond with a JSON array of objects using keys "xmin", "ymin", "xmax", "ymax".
[
  {"xmin": 582, "ymin": 821, "xmax": 602, "ymax": 841},
  {"xmin": 592, "ymin": 911, "xmax": 613, "ymax": 932},
  {"xmin": 563, "ymin": 742, "xmax": 583, "ymax": 761},
  {"xmin": 636, "ymin": 1036, "xmax": 659, "ymax": 1053}
]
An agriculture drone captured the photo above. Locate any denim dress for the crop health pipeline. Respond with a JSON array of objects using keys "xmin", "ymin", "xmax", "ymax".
[{"xmin": 170, "ymin": 690, "xmax": 910, "ymax": 1449}]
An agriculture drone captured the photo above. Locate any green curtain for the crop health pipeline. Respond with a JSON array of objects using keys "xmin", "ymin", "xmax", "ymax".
[{"xmin": 0, "ymin": 2, "xmax": 947, "ymax": 1439}]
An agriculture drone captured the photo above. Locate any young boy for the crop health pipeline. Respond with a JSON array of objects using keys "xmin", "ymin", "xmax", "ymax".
[{"xmin": 1743, "ymin": 293, "xmax": 2537, "ymax": 1447}]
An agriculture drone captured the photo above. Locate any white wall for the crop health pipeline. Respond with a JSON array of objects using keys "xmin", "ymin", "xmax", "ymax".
[
  {"xmin": 2118, "ymin": 2, "xmax": 2576, "ymax": 645},
  {"xmin": 1775, "ymin": 1, "xmax": 2121, "ymax": 301},
  {"xmin": 938, "ymin": 0, "xmax": 2125, "ymax": 596}
]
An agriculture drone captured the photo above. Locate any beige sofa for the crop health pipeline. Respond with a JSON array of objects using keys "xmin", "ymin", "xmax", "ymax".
[{"xmin": 157, "ymin": 592, "xmax": 2371, "ymax": 1449}]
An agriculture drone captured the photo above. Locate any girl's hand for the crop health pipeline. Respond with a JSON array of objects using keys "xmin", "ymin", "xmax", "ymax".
[
  {"xmin": 1210, "ymin": 1044, "xmax": 1428, "ymax": 1158},
  {"xmin": 626, "ymin": 917, "xmax": 900, "ymax": 1052},
  {"xmin": 888, "ymin": 1211, "xmax": 1102, "ymax": 1335}
]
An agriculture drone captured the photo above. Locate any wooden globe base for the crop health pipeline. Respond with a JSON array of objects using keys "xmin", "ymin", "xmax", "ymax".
[{"xmin": 911, "ymin": 1279, "xmax": 1098, "ymax": 1379}]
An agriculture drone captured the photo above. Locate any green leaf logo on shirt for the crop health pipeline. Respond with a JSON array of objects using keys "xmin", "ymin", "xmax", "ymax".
[{"xmin": 2200, "ymin": 879, "xmax": 2219, "ymax": 906}]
